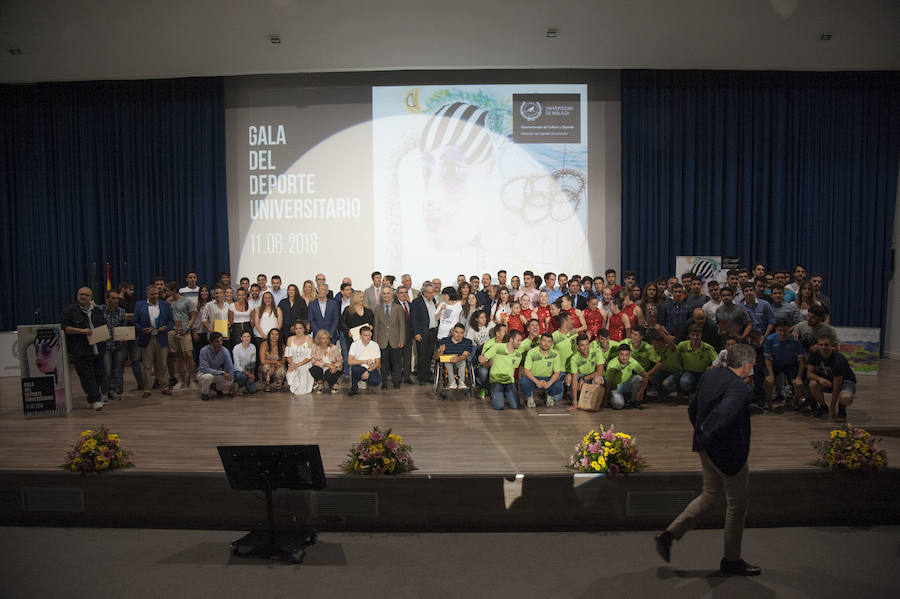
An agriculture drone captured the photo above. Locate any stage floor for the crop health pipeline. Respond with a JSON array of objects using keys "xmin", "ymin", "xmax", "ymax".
[{"xmin": 1, "ymin": 360, "xmax": 898, "ymax": 475}]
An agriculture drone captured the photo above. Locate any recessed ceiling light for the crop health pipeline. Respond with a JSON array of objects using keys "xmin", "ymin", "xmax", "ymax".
[
  {"xmin": 818, "ymin": 32, "xmax": 833, "ymax": 41},
  {"xmin": 545, "ymin": 28, "xmax": 559, "ymax": 39},
  {"xmin": 269, "ymin": 35, "xmax": 281, "ymax": 44}
]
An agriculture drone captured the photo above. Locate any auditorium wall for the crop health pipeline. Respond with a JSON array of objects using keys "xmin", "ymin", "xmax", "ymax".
[{"xmin": 885, "ymin": 174, "xmax": 900, "ymax": 360}]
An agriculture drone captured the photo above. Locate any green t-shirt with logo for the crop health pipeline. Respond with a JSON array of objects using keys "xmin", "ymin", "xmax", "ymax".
[
  {"xmin": 524, "ymin": 347, "xmax": 561, "ymax": 378},
  {"xmin": 619, "ymin": 339, "xmax": 659, "ymax": 371},
  {"xmin": 482, "ymin": 342, "xmax": 521, "ymax": 384},
  {"xmin": 605, "ymin": 357, "xmax": 645, "ymax": 387},
  {"xmin": 676, "ymin": 340, "xmax": 718, "ymax": 373},
  {"xmin": 517, "ymin": 336, "xmax": 541, "ymax": 357},
  {"xmin": 656, "ymin": 345, "xmax": 680, "ymax": 372},
  {"xmin": 589, "ymin": 340, "xmax": 620, "ymax": 365},
  {"xmin": 552, "ymin": 331, "xmax": 578, "ymax": 372},
  {"xmin": 568, "ymin": 349, "xmax": 602, "ymax": 376}
]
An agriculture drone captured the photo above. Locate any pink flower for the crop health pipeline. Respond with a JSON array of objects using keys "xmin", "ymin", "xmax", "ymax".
[
  {"xmin": 588, "ymin": 442, "xmax": 601, "ymax": 453},
  {"xmin": 370, "ymin": 430, "xmax": 384, "ymax": 442},
  {"xmin": 601, "ymin": 430, "xmax": 616, "ymax": 442},
  {"xmin": 580, "ymin": 457, "xmax": 590, "ymax": 468},
  {"xmin": 384, "ymin": 439, "xmax": 398, "ymax": 451}
]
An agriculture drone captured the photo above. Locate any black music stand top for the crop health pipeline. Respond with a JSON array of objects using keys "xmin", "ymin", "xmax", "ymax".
[{"xmin": 217, "ymin": 444, "xmax": 327, "ymax": 492}]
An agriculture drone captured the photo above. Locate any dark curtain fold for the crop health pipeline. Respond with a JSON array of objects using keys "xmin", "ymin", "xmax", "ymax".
[
  {"xmin": 621, "ymin": 70, "xmax": 900, "ymax": 330},
  {"xmin": 0, "ymin": 78, "xmax": 228, "ymax": 330}
]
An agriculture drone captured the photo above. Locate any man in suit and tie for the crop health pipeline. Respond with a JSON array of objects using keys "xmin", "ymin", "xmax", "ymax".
[
  {"xmin": 308, "ymin": 283, "xmax": 339, "ymax": 340},
  {"xmin": 566, "ymin": 278, "xmax": 588, "ymax": 310},
  {"xmin": 410, "ymin": 282, "xmax": 439, "ymax": 385},
  {"xmin": 134, "ymin": 284, "xmax": 175, "ymax": 398},
  {"xmin": 396, "ymin": 285, "xmax": 415, "ymax": 384},
  {"xmin": 373, "ymin": 286, "xmax": 406, "ymax": 390},
  {"xmin": 400, "ymin": 274, "xmax": 419, "ymax": 300},
  {"xmin": 364, "ymin": 271, "xmax": 382, "ymax": 310}
]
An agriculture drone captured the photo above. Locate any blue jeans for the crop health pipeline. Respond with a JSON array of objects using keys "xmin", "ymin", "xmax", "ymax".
[
  {"xmin": 351, "ymin": 365, "xmax": 381, "ymax": 391},
  {"xmin": 610, "ymin": 375, "xmax": 643, "ymax": 409},
  {"xmin": 102, "ymin": 343, "xmax": 126, "ymax": 396},
  {"xmin": 476, "ymin": 366, "xmax": 491, "ymax": 388},
  {"xmin": 679, "ymin": 371, "xmax": 702, "ymax": 393},
  {"xmin": 651, "ymin": 369, "xmax": 679, "ymax": 395},
  {"xmin": 490, "ymin": 382, "xmax": 520, "ymax": 410},
  {"xmin": 125, "ymin": 340, "xmax": 143, "ymax": 388},
  {"xmin": 339, "ymin": 332, "xmax": 351, "ymax": 376},
  {"xmin": 233, "ymin": 370, "xmax": 257, "ymax": 394},
  {"xmin": 520, "ymin": 375, "xmax": 564, "ymax": 400}
]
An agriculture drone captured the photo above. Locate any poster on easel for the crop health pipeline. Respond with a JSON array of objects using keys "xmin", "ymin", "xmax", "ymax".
[
  {"xmin": 833, "ymin": 326, "xmax": 880, "ymax": 376},
  {"xmin": 18, "ymin": 324, "xmax": 72, "ymax": 417},
  {"xmin": 675, "ymin": 256, "xmax": 727, "ymax": 294}
]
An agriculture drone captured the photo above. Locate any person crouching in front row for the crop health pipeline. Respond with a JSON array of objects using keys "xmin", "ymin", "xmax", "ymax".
[
  {"xmin": 197, "ymin": 332, "xmax": 235, "ymax": 401},
  {"xmin": 348, "ymin": 325, "xmax": 381, "ymax": 396}
]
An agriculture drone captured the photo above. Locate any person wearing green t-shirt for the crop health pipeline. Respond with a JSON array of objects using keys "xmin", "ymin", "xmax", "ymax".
[
  {"xmin": 521, "ymin": 333, "xmax": 564, "ymax": 407},
  {"xmin": 551, "ymin": 313, "xmax": 578, "ymax": 374},
  {"xmin": 567, "ymin": 333, "xmax": 605, "ymax": 410},
  {"xmin": 605, "ymin": 345, "xmax": 646, "ymax": 409},
  {"xmin": 650, "ymin": 333, "xmax": 680, "ymax": 397},
  {"xmin": 620, "ymin": 328, "xmax": 664, "ymax": 394},
  {"xmin": 517, "ymin": 319, "xmax": 543, "ymax": 357},
  {"xmin": 480, "ymin": 329, "xmax": 523, "ymax": 410},
  {"xmin": 589, "ymin": 328, "xmax": 620, "ymax": 366},
  {"xmin": 476, "ymin": 323, "xmax": 507, "ymax": 397},
  {"xmin": 676, "ymin": 324, "xmax": 718, "ymax": 394}
]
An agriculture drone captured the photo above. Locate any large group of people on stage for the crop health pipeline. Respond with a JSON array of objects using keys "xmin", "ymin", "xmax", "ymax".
[{"xmin": 62, "ymin": 262, "xmax": 855, "ymax": 421}]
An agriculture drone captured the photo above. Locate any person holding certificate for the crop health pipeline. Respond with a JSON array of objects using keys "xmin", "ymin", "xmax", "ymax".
[
  {"xmin": 134, "ymin": 284, "xmax": 174, "ymax": 398},
  {"xmin": 62, "ymin": 287, "xmax": 108, "ymax": 410}
]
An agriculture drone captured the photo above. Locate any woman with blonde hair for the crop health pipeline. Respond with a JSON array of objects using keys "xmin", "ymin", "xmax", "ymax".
[
  {"xmin": 300, "ymin": 279, "xmax": 317, "ymax": 306},
  {"xmin": 310, "ymin": 329, "xmax": 343, "ymax": 393},
  {"xmin": 340, "ymin": 290, "xmax": 374, "ymax": 343}
]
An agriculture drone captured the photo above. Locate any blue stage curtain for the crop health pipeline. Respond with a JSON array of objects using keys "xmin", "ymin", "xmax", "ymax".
[
  {"xmin": 621, "ymin": 70, "xmax": 900, "ymax": 330},
  {"xmin": 0, "ymin": 78, "xmax": 227, "ymax": 330}
]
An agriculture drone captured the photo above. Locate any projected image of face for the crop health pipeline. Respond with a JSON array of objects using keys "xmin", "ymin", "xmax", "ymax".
[{"xmin": 417, "ymin": 102, "xmax": 495, "ymax": 246}]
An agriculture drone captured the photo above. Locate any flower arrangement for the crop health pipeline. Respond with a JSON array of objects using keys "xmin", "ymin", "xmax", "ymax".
[
  {"xmin": 566, "ymin": 425, "xmax": 646, "ymax": 477},
  {"xmin": 59, "ymin": 424, "xmax": 135, "ymax": 474},
  {"xmin": 812, "ymin": 423, "xmax": 888, "ymax": 472},
  {"xmin": 341, "ymin": 426, "xmax": 415, "ymax": 475}
]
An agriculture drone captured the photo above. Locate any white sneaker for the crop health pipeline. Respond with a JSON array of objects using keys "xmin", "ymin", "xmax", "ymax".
[
  {"xmin": 545, "ymin": 397, "xmax": 555, "ymax": 408},
  {"xmin": 448, "ymin": 380, "xmax": 459, "ymax": 390},
  {"xmin": 526, "ymin": 396, "xmax": 536, "ymax": 408},
  {"xmin": 172, "ymin": 382, "xmax": 183, "ymax": 391},
  {"xmin": 359, "ymin": 381, "xmax": 367, "ymax": 390},
  {"xmin": 91, "ymin": 401, "xmax": 104, "ymax": 411}
]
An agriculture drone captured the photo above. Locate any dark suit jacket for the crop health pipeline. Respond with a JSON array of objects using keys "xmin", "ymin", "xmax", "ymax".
[
  {"xmin": 134, "ymin": 300, "xmax": 175, "ymax": 348},
  {"xmin": 373, "ymin": 301, "xmax": 406, "ymax": 348},
  {"xmin": 689, "ymin": 367, "xmax": 752, "ymax": 475},
  {"xmin": 566, "ymin": 293, "xmax": 588, "ymax": 310},
  {"xmin": 397, "ymin": 298, "xmax": 414, "ymax": 341},
  {"xmin": 308, "ymin": 298, "xmax": 340, "ymax": 340},
  {"xmin": 61, "ymin": 303, "xmax": 107, "ymax": 358},
  {"xmin": 410, "ymin": 295, "xmax": 437, "ymax": 338}
]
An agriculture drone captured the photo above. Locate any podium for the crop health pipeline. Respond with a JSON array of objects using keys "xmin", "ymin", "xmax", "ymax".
[{"xmin": 218, "ymin": 445, "xmax": 326, "ymax": 563}]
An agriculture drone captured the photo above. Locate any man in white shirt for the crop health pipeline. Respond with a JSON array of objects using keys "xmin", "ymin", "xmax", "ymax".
[
  {"xmin": 786, "ymin": 264, "xmax": 806, "ymax": 294},
  {"xmin": 248, "ymin": 284, "xmax": 262, "ymax": 311},
  {"xmin": 401, "ymin": 274, "xmax": 419, "ymax": 300},
  {"xmin": 702, "ymin": 281, "xmax": 724, "ymax": 324},
  {"xmin": 269, "ymin": 275, "xmax": 287, "ymax": 305},
  {"xmin": 348, "ymin": 326, "xmax": 381, "ymax": 396},
  {"xmin": 514, "ymin": 270, "xmax": 540, "ymax": 305},
  {"xmin": 256, "ymin": 274, "xmax": 269, "ymax": 294},
  {"xmin": 179, "ymin": 271, "xmax": 200, "ymax": 307}
]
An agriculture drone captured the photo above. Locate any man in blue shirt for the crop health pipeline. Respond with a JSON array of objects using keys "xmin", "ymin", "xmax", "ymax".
[
  {"xmin": 763, "ymin": 319, "xmax": 805, "ymax": 410},
  {"xmin": 197, "ymin": 332, "xmax": 235, "ymax": 401},
  {"xmin": 657, "ymin": 282, "xmax": 689, "ymax": 340},
  {"xmin": 437, "ymin": 324, "xmax": 474, "ymax": 389}
]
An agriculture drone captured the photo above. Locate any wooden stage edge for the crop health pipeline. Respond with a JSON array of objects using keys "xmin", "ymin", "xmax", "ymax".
[{"xmin": 1, "ymin": 360, "xmax": 898, "ymax": 531}]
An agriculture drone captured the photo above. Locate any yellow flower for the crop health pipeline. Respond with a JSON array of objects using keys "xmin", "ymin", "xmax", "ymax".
[
  {"xmin": 615, "ymin": 433, "xmax": 631, "ymax": 439},
  {"xmin": 81, "ymin": 430, "xmax": 93, "ymax": 438},
  {"xmin": 82, "ymin": 439, "xmax": 97, "ymax": 451}
]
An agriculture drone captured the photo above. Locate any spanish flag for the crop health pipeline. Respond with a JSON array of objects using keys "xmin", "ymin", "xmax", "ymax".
[{"xmin": 106, "ymin": 262, "xmax": 112, "ymax": 291}]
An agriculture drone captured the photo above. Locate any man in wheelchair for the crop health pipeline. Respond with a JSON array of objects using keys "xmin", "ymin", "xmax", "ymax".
[{"xmin": 436, "ymin": 323, "xmax": 474, "ymax": 390}]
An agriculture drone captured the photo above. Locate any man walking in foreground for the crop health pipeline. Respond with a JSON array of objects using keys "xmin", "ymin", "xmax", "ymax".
[{"xmin": 654, "ymin": 343, "xmax": 761, "ymax": 576}]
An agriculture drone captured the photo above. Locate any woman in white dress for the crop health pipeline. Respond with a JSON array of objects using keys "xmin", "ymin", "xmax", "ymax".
[{"xmin": 284, "ymin": 319, "xmax": 314, "ymax": 395}]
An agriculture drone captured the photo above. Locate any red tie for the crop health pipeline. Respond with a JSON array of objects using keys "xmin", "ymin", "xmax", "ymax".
[{"xmin": 403, "ymin": 302, "xmax": 409, "ymax": 317}]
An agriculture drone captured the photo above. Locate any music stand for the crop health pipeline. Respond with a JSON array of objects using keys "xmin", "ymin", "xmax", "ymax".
[{"xmin": 218, "ymin": 444, "xmax": 326, "ymax": 563}]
